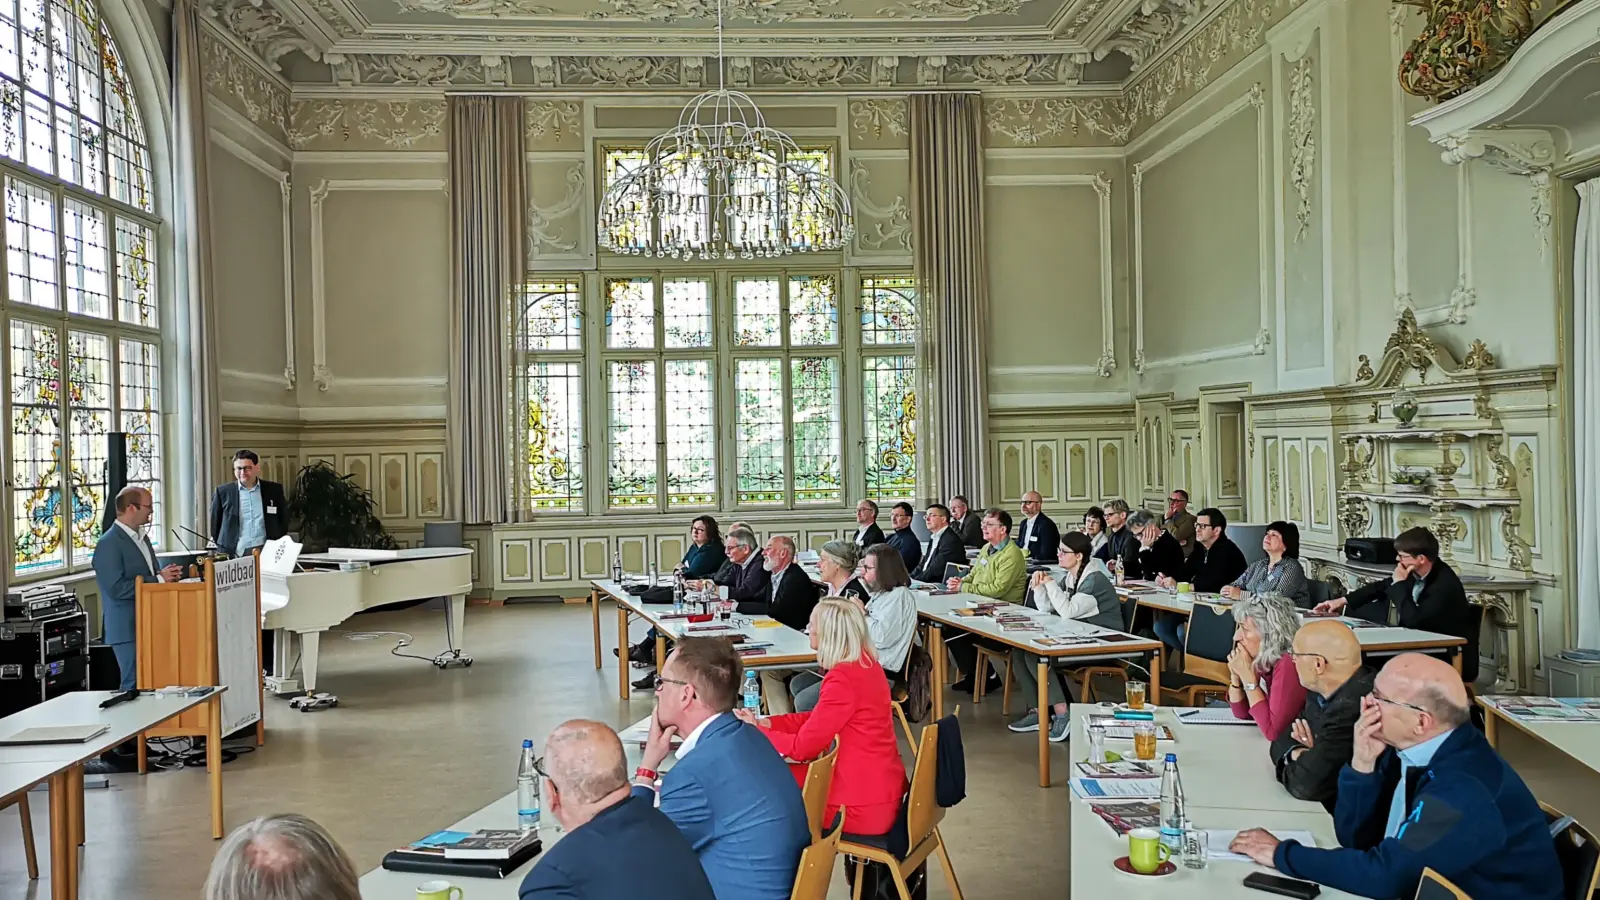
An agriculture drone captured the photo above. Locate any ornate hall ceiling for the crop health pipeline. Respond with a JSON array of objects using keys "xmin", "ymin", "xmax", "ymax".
[{"xmin": 205, "ymin": 0, "xmax": 1224, "ymax": 90}]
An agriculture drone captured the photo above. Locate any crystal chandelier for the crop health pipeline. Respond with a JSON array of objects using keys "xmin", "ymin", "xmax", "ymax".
[{"xmin": 596, "ymin": 0, "xmax": 854, "ymax": 260}]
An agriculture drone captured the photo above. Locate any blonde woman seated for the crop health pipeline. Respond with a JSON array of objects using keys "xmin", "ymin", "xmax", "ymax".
[
  {"xmin": 1227, "ymin": 591, "xmax": 1308, "ymax": 741},
  {"xmin": 790, "ymin": 543, "xmax": 920, "ymax": 712},
  {"xmin": 761, "ymin": 540, "xmax": 868, "ymax": 714},
  {"xmin": 735, "ymin": 598, "xmax": 908, "ymax": 838},
  {"xmin": 1006, "ymin": 531, "xmax": 1123, "ymax": 743}
]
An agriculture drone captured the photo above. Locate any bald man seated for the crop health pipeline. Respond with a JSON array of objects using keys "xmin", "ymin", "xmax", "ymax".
[
  {"xmin": 1230, "ymin": 654, "xmax": 1562, "ymax": 900},
  {"xmin": 520, "ymin": 720, "xmax": 714, "ymax": 900},
  {"xmin": 1269, "ymin": 620, "xmax": 1376, "ymax": 811}
]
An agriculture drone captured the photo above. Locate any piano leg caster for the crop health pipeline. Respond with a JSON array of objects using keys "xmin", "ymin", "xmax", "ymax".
[
  {"xmin": 289, "ymin": 693, "xmax": 339, "ymax": 712},
  {"xmin": 434, "ymin": 650, "xmax": 473, "ymax": 669}
]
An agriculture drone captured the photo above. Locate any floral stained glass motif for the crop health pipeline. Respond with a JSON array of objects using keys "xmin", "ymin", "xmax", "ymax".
[
  {"xmin": 783, "ymin": 149, "xmax": 833, "ymax": 250},
  {"xmin": 114, "ymin": 217, "xmax": 154, "ymax": 326},
  {"xmin": 860, "ymin": 275, "xmax": 918, "ymax": 345},
  {"xmin": 606, "ymin": 278, "xmax": 655, "ymax": 350},
  {"xmin": 863, "ymin": 355, "xmax": 918, "ymax": 501},
  {"xmin": 522, "ymin": 280, "xmax": 581, "ymax": 352},
  {"xmin": 66, "ymin": 330, "xmax": 107, "ymax": 558},
  {"xmin": 734, "ymin": 358, "xmax": 784, "ymax": 503},
  {"xmin": 607, "ymin": 361, "xmax": 657, "ymax": 508},
  {"xmin": 62, "ymin": 198, "xmax": 108, "ymax": 318},
  {"xmin": 11, "ymin": 320, "xmax": 62, "ymax": 573},
  {"xmin": 525, "ymin": 361, "xmax": 582, "ymax": 511},
  {"xmin": 662, "ymin": 278, "xmax": 711, "ymax": 349},
  {"xmin": 733, "ymin": 277, "xmax": 780, "ymax": 347},
  {"xmin": 790, "ymin": 357, "xmax": 840, "ymax": 504},
  {"xmin": 601, "ymin": 150, "xmax": 650, "ymax": 253},
  {"xmin": 664, "ymin": 360, "xmax": 715, "ymax": 507},
  {"xmin": 787, "ymin": 275, "xmax": 837, "ymax": 346},
  {"xmin": 102, "ymin": 24, "xmax": 151, "ymax": 212},
  {"xmin": 118, "ymin": 337, "xmax": 160, "ymax": 546},
  {"xmin": 7, "ymin": 177, "xmax": 56, "ymax": 309}
]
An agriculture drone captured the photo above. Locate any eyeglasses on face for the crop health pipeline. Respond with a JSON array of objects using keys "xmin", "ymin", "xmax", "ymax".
[
  {"xmin": 1371, "ymin": 689, "xmax": 1428, "ymax": 715},
  {"xmin": 1283, "ymin": 651, "xmax": 1328, "ymax": 664},
  {"xmin": 652, "ymin": 674, "xmax": 690, "ymax": 692}
]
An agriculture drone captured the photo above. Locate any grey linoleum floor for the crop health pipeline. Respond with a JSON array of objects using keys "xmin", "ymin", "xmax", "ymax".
[{"xmin": 2, "ymin": 601, "xmax": 1598, "ymax": 900}]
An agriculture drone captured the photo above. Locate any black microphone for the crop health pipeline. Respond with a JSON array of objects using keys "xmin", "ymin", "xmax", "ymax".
[{"xmin": 176, "ymin": 524, "xmax": 218, "ymax": 551}]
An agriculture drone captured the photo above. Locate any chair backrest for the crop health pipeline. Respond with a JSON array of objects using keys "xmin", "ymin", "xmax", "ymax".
[
  {"xmin": 1415, "ymin": 867, "xmax": 1472, "ymax": 900},
  {"xmin": 801, "ymin": 739, "xmax": 840, "ymax": 842},
  {"xmin": 1183, "ymin": 600, "xmax": 1235, "ymax": 685},
  {"xmin": 1542, "ymin": 802, "xmax": 1600, "ymax": 900},
  {"xmin": 1306, "ymin": 578, "xmax": 1333, "ymax": 608},
  {"xmin": 788, "ymin": 810, "xmax": 845, "ymax": 900},
  {"xmin": 904, "ymin": 715, "xmax": 945, "ymax": 847},
  {"xmin": 1120, "ymin": 594, "xmax": 1138, "ymax": 632},
  {"xmin": 1462, "ymin": 602, "xmax": 1484, "ymax": 685}
]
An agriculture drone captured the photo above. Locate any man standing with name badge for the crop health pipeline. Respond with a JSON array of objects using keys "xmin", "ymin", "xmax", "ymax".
[{"xmin": 210, "ymin": 450, "xmax": 289, "ymax": 559}]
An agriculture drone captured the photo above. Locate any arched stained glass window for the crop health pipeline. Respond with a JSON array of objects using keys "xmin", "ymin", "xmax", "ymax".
[{"xmin": 1, "ymin": 0, "xmax": 160, "ymax": 577}]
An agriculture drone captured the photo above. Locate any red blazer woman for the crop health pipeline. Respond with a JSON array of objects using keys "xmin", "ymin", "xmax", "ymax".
[{"xmin": 761, "ymin": 655, "xmax": 908, "ymax": 836}]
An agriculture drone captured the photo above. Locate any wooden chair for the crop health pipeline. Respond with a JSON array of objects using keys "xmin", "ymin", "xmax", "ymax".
[
  {"xmin": 1066, "ymin": 594, "xmax": 1140, "ymax": 702},
  {"xmin": 890, "ymin": 686, "xmax": 916, "ymax": 747},
  {"xmin": 972, "ymin": 645, "xmax": 1011, "ymax": 710},
  {"xmin": 1542, "ymin": 802, "xmax": 1600, "ymax": 900},
  {"xmin": 1158, "ymin": 600, "xmax": 1232, "ymax": 707},
  {"xmin": 800, "ymin": 740, "xmax": 840, "ymax": 843},
  {"xmin": 789, "ymin": 810, "xmax": 845, "ymax": 900},
  {"xmin": 1415, "ymin": 867, "xmax": 1472, "ymax": 899},
  {"xmin": 1, "ymin": 788, "xmax": 39, "ymax": 880},
  {"xmin": 839, "ymin": 715, "xmax": 964, "ymax": 900}
]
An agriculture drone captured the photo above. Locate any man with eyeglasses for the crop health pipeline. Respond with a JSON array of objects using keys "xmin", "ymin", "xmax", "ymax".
[
  {"xmin": 1012, "ymin": 490, "xmax": 1060, "ymax": 563},
  {"xmin": 1230, "ymin": 653, "xmax": 1561, "ymax": 900},
  {"xmin": 1164, "ymin": 488, "xmax": 1197, "ymax": 559},
  {"xmin": 1269, "ymin": 620, "xmax": 1376, "ymax": 812}
]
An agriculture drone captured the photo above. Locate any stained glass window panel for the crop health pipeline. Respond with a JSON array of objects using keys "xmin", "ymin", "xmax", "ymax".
[
  {"xmin": 66, "ymin": 330, "xmax": 108, "ymax": 559},
  {"xmin": 605, "ymin": 277, "xmax": 655, "ymax": 350},
  {"xmin": 115, "ymin": 217, "xmax": 155, "ymax": 327},
  {"xmin": 11, "ymin": 320, "xmax": 62, "ymax": 573},
  {"xmin": 54, "ymin": 106, "xmax": 102, "ymax": 193},
  {"xmin": 102, "ymin": 30, "xmax": 151, "ymax": 212},
  {"xmin": 787, "ymin": 275, "xmax": 837, "ymax": 346},
  {"xmin": 860, "ymin": 274, "xmax": 918, "ymax": 345},
  {"xmin": 63, "ymin": 198, "xmax": 108, "ymax": 318},
  {"xmin": 733, "ymin": 277, "xmax": 780, "ymax": 347},
  {"xmin": 118, "ymin": 337, "xmax": 160, "ymax": 546},
  {"xmin": 525, "ymin": 361, "xmax": 582, "ymax": 512},
  {"xmin": 607, "ymin": 361, "xmax": 657, "ymax": 508},
  {"xmin": 523, "ymin": 279, "xmax": 581, "ymax": 352},
  {"xmin": 0, "ymin": 83, "xmax": 23, "ymax": 160},
  {"xmin": 734, "ymin": 358, "xmax": 784, "ymax": 504},
  {"xmin": 657, "ymin": 149, "xmax": 709, "ymax": 250},
  {"xmin": 662, "ymin": 278, "xmax": 712, "ymax": 349},
  {"xmin": 784, "ymin": 149, "xmax": 832, "ymax": 249},
  {"xmin": 602, "ymin": 149, "xmax": 650, "ymax": 253},
  {"xmin": 664, "ymin": 360, "xmax": 715, "ymax": 507},
  {"xmin": 7, "ymin": 177, "xmax": 56, "ymax": 309},
  {"xmin": 22, "ymin": 87, "xmax": 48, "ymax": 171},
  {"xmin": 791, "ymin": 357, "xmax": 840, "ymax": 504},
  {"xmin": 863, "ymin": 355, "xmax": 918, "ymax": 501}
]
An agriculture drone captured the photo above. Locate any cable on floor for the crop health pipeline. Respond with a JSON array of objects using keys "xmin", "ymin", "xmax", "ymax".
[{"xmin": 333, "ymin": 629, "xmax": 454, "ymax": 664}]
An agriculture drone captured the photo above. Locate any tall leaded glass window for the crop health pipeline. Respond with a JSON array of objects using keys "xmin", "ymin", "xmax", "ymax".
[
  {"xmin": 516, "ymin": 279, "xmax": 583, "ymax": 512},
  {"xmin": 0, "ymin": 2, "xmax": 160, "ymax": 577},
  {"xmin": 861, "ymin": 275, "xmax": 918, "ymax": 501}
]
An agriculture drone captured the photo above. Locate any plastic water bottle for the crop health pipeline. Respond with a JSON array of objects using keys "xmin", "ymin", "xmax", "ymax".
[
  {"xmin": 1158, "ymin": 752, "xmax": 1184, "ymax": 852},
  {"xmin": 673, "ymin": 573, "xmax": 686, "ymax": 612},
  {"xmin": 516, "ymin": 739, "xmax": 541, "ymax": 833},
  {"xmin": 612, "ymin": 551, "xmax": 622, "ymax": 583},
  {"xmin": 743, "ymin": 671, "xmax": 761, "ymax": 712}
]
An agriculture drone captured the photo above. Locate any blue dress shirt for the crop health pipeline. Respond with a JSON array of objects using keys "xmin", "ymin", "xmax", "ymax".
[
  {"xmin": 1385, "ymin": 728, "xmax": 1456, "ymax": 838},
  {"xmin": 237, "ymin": 483, "xmax": 267, "ymax": 556}
]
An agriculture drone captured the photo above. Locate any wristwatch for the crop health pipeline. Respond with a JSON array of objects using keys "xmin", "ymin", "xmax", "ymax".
[{"xmin": 1242, "ymin": 682, "xmax": 1260, "ymax": 692}]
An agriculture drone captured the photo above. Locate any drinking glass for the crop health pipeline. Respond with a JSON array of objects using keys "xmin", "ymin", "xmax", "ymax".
[
  {"xmin": 1181, "ymin": 825, "xmax": 1208, "ymax": 870},
  {"xmin": 1133, "ymin": 721, "xmax": 1158, "ymax": 760},
  {"xmin": 1125, "ymin": 679, "xmax": 1148, "ymax": 710}
]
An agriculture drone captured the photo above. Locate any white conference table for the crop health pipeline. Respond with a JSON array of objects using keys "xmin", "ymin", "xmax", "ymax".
[
  {"xmin": 0, "ymin": 688, "xmax": 228, "ymax": 900},
  {"xmin": 588, "ymin": 579, "xmax": 818, "ymax": 700},
  {"xmin": 1478, "ymin": 698, "xmax": 1600, "ymax": 774}
]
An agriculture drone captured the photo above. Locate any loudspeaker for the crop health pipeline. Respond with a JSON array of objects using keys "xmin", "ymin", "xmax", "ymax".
[
  {"xmin": 99, "ymin": 432, "xmax": 129, "ymax": 534},
  {"xmin": 88, "ymin": 642, "xmax": 122, "ymax": 690}
]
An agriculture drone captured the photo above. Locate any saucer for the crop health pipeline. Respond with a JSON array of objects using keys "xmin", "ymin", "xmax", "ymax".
[{"xmin": 1114, "ymin": 856, "xmax": 1177, "ymax": 877}]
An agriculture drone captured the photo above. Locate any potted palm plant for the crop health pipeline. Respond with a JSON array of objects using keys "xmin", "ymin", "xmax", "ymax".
[{"xmin": 287, "ymin": 461, "xmax": 399, "ymax": 553}]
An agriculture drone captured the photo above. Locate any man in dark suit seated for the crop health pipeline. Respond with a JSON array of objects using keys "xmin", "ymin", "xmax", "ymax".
[
  {"xmin": 884, "ymin": 502, "xmax": 922, "ymax": 573},
  {"xmin": 853, "ymin": 499, "xmax": 886, "ymax": 549},
  {"xmin": 709, "ymin": 527, "xmax": 770, "ymax": 603},
  {"xmin": 1313, "ymin": 527, "xmax": 1478, "ymax": 683},
  {"xmin": 521, "ymin": 720, "xmax": 714, "ymax": 900},
  {"xmin": 1127, "ymin": 509, "xmax": 1184, "ymax": 581},
  {"xmin": 949, "ymin": 495, "xmax": 984, "ymax": 548},
  {"xmin": 1012, "ymin": 491, "xmax": 1060, "ymax": 562},
  {"xmin": 911, "ymin": 503, "xmax": 966, "ymax": 584},
  {"xmin": 209, "ymin": 450, "xmax": 289, "ymax": 558},
  {"xmin": 740, "ymin": 535, "xmax": 819, "ymax": 632}
]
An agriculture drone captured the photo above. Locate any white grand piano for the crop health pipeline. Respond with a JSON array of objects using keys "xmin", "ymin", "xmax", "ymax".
[{"xmin": 260, "ymin": 544, "xmax": 474, "ymax": 695}]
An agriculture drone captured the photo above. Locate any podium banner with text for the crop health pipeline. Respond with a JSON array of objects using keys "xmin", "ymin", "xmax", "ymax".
[{"xmin": 214, "ymin": 556, "xmax": 263, "ymax": 734}]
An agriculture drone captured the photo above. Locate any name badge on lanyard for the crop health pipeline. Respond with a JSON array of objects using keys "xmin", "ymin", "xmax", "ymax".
[{"xmin": 266, "ymin": 504, "xmax": 277, "ymax": 515}]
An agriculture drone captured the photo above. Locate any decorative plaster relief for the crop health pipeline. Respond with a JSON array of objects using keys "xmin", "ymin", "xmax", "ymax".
[
  {"xmin": 983, "ymin": 97, "xmax": 1130, "ymax": 147},
  {"xmin": 1286, "ymin": 55, "xmax": 1315, "ymax": 243},
  {"xmin": 753, "ymin": 56, "xmax": 872, "ymax": 86},
  {"xmin": 528, "ymin": 162, "xmax": 587, "ymax": 257},
  {"xmin": 1123, "ymin": 0, "xmax": 1295, "ymax": 137},
  {"xmin": 556, "ymin": 56, "xmax": 683, "ymax": 86},
  {"xmin": 200, "ymin": 30, "xmax": 289, "ymax": 140},
  {"xmin": 1437, "ymin": 129, "xmax": 1557, "ymax": 259},
  {"xmin": 354, "ymin": 54, "xmax": 488, "ymax": 85},
  {"xmin": 849, "ymin": 98, "xmax": 908, "ymax": 144},
  {"xmin": 876, "ymin": 0, "xmax": 1022, "ymax": 17},
  {"xmin": 848, "ymin": 160, "xmax": 912, "ymax": 255},
  {"xmin": 526, "ymin": 100, "xmax": 582, "ymax": 149},
  {"xmin": 209, "ymin": 0, "xmax": 318, "ymax": 73},
  {"xmin": 943, "ymin": 54, "xmax": 1079, "ymax": 85},
  {"xmin": 395, "ymin": 0, "xmax": 553, "ymax": 13},
  {"xmin": 597, "ymin": 0, "xmax": 844, "ymax": 22},
  {"xmin": 288, "ymin": 99, "xmax": 448, "ymax": 150}
]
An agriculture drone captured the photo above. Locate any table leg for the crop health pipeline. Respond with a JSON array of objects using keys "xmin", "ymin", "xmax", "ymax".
[
  {"xmin": 1037, "ymin": 660, "xmax": 1050, "ymax": 789},
  {"xmin": 1149, "ymin": 649, "xmax": 1163, "ymax": 699},
  {"xmin": 1452, "ymin": 646, "xmax": 1463, "ymax": 674},
  {"xmin": 1483, "ymin": 707, "xmax": 1499, "ymax": 748},
  {"xmin": 209, "ymin": 693, "xmax": 224, "ymax": 839},
  {"xmin": 655, "ymin": 632, "xmax": 667, "ymax": 672},
  {"xmin": 67, "ymin": 765, "xmax": 82, "ymax": 847},
  {"xmin": 591, "ymin": 590, "xmax": 602, "ymax": 670},
  {"xmin": 930, "ymin": 625, "xmax": 945, "ymax": 721},
  {"xmin": 618, "ymin": 604, "xmax": 631, "ymax": 700},
  {"xmin": 136, "ymin": 733, "xmax": 147, "ymax": 775},
  {"xmin": 49, "ymin": 771, "xmax": 71, "ymax": 900}
]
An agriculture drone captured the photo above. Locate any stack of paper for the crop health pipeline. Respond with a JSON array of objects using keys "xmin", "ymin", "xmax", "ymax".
[
  {"xmin": 1173, "ymin": 707, "xmax": 1255, "ymax": 725},
  {"xmin": 1205, "ymin": 830, "xmax": 1317, "ymax": 862},
  {"xmin": 1070, "ymin": 776, "xmax": 1162, "ymax": 799}
]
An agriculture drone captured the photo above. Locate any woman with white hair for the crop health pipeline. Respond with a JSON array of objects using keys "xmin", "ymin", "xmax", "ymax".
[
  {"xmin": 735, "ymin": 598, "xmax": 908, "ymax": 838},
  {"xmin": 816, "ymin": 539, "xmax": 869, "ymax": 603},
  {"xmin": 204, "ymin": 814, "xmax": 360, "ymax": 900},
  {"xmin": 1227, "ymin": 591, "xmax": 1308, "ymax": 740}
]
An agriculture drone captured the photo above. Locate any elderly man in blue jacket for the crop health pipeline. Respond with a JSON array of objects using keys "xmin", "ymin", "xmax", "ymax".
[{"xmin": 1229, "ymin": 653, "xmax": 1561, "ymax": 900}]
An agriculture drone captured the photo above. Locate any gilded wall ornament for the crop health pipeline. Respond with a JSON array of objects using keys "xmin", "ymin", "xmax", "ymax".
[
  {"xmin": 1356, "ymin": 353, "xmax": 1375, "ymax": 382},
  {"xmin": 1339, "ymin": 495, "xmax": 1371, "ymax": 539},
  {"xmin": 1486, "ymin": 433, "xmax": 1516, "ymax": 491},
  {"xmin": 1462, "ymin": 339, "xmax": 1497, "ymax": 371},
  {"xmin": 1499, "ymin": 507, "xmax": 1531, "ymax": 572},
  {"xmin": 1396, "ymin": 0, "xmax": 1536, "ymax": 101}
]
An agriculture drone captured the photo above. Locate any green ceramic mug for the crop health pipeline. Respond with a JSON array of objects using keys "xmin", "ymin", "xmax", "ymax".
[
  {"xmin": 416, "ymin": 880, "xmax": 464, "ymax": 900},
  {"xmin": 1127, "ymin": 827, "xmax": 1172, "ymax": 874}
]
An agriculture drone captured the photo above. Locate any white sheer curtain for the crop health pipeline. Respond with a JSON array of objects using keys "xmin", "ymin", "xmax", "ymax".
[{"xmin": 1575, "ymin": 177, "xmax": 1600, "ymax": 648}]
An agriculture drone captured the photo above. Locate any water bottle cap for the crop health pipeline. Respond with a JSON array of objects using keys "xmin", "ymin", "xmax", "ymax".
[
  {"xmin": 1164, "ymin": 752, "xmax": 1177, "ymax": 762},
  {"xmin": 523, "ymin": 739, "xmax": 534, "ymax": 748}
]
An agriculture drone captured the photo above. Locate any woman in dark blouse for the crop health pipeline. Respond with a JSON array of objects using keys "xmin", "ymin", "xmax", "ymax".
[{"xmin": 677, "ymin": 515, "xmax": 727, "ymax": 579}]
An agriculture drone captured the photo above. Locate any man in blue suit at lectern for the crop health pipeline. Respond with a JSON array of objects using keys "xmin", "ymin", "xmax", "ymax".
[{"xmin": 93, "ymin": 485, "xmax": 182, "ymax": 691}]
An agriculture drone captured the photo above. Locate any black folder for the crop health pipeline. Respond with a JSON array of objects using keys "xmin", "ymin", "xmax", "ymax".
[{"xmin": 380, "ymin": 839, "xmax": 542, "ymax": 879}]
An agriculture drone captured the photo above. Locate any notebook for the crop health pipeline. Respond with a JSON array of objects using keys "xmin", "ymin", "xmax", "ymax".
[{"xmin": 0, "ymin": 724, "xmax": 110, "ymax": 745}]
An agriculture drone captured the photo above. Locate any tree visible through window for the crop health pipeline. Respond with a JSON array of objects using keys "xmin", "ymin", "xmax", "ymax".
[{"xmin": 2, "ymin": 0, "xmax": 161, "ymax": 577}]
